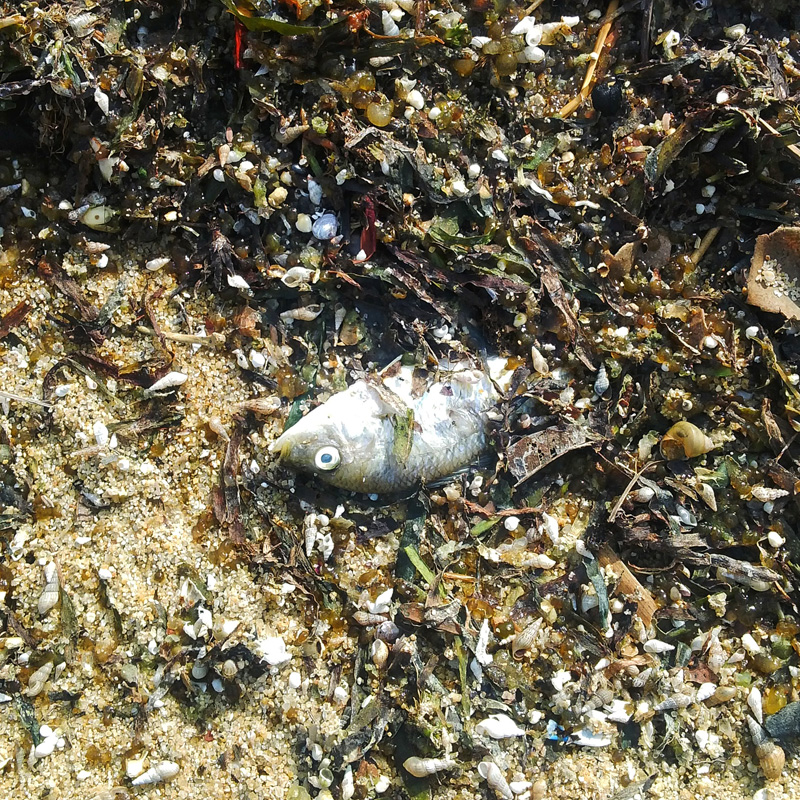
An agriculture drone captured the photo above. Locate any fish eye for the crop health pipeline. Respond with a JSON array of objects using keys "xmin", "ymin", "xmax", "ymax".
[{"xmin": 314, "ymin": 446, "xmax": 341, "ymax": 471}]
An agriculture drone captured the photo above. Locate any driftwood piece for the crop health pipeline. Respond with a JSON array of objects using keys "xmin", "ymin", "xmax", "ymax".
[{"xmin": 598, "ymin": 544, "xmax": 657, "ymax": 628}]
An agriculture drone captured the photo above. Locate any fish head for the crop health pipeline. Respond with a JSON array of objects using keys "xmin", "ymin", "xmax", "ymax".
[{"xmin": 270, "ymin": 381, "xmax": 395, "ymax": 492}]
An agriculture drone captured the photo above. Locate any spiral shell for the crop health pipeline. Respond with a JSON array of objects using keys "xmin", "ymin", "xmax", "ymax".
[
  {"xmin": 530, "ymin": 345, "xmax": 549, "ymax": 375},
  {"xmin": 371, "ymin": 639, "xmax": 389, "ymax": 669},
  {"xmin": 403, "ymin": 756, "xmax": 454, "ymax": 777},
  {"xmin": 38, "ymin": 562, "xmax": 60, "ymax": 616},
  {"xmin": 475, "ymin": 713, "xmax": 525, "ymax": 739},
  {"xmin": 24, "ymin": 661, "xmax": 53, "ymax": 697},
  {"xmin": 281, "ymin": 266, "xmax": 314, "ymax": 288},
  {"xmin": 478, "ymin": 762, "xmax": 514, "ymax": 800},
  {"xmin": 130, "ymin": 760, "xmax": 179, "ymax": 786},
  {"xmin": 660, "ymin": 421, "xmax": 714, "ymax": 460},
  {"xmin": 512, "ymin": 618, "xmax": 542, "ymax": 659},
  {"xmin": 280, "ymin": 304, "xmax": 323, "ymax": 322},
  {"xmin": 748, "ymin": 716, "xmax": 784, "ymax": 780},
  {"xmin": 594, "ymin": 364, "xmax": 609, "ymax": 395}
]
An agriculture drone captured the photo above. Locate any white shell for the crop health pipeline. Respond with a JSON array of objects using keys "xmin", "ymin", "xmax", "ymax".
[
  {"xmin": 227, "ymin": 274, "xmax": 250, "ymax": 290},
  {"xmin": 147, "ymin": 371, "xmax": 188, "ymax": 393},
  {"xmin": 475, "ymin": 619, "xmax": 493, "ymax": 666},
  {"xmin": 131, "ymin": 761, "xmax": 180, "ymax": 786},
  {"xmin": 751, "ymin": 486, "xmax": 789, "ymax": 502},
  {"xmin": 478, "ymin": 762, "xmax": 514, "ymax": 800},
  {"xmin": 280, "ymin": 304, "xmax": 323, "ymax": 322},
  {"xmin": 530, "ymin": 345, "xmax": 549, "ymax": 375},
  {"xmin": 371, "ymin": 639, "xmax": 389, "ymax": 669},
  {"xmin": 747, "ymin": 686, "xmax": 763, "ymax": 724},
  {"xmin": 24, "ymin": 662, "xmax": 53, "ymax": 697},
  {"xmin": 521, "ymin": 45, "xmax": 546, "ymax": 64},
  {"xmin": 696, "ymin": 682, "xmax": 716, "ymax": 702},
  {"xmin": 475, "ymin": 713, "xmax": 525, "ymax": 739},
  {"xmin": 381, "ymin": 10, "xmax": 400, "ymax": 36},
  {"xmin": 256, "ymin": 635, "xmax": 292, "ymax": 666},
  {"xmin": 126, "ymin": 754, "xmax": 147, "ymax": 778},
  {"xmin": 93, "ymin": 421, "xmax": 109, "ymax": 447},
  {"xmin": 94, "ymin": 87, "xmax": 110, "ymax": 115},
  {"xmin": 643, "ymin": 639, "xmax": 675, "ymax": 654},
  {"xmin": 529, "ymin": 553, "xmax": 556, "ymax": 569},
  {"xmin": 33, "ymin": 734, "xmax": 58, "ymax": 759},
  {"xmin": 81, "ymin": 206, "xmax": 114, "ymax": 229},
  {"xmin": 367, "ymin": 587, "xmax": 394, "ymax": 614},
  {"xmin": 631, "ymin": 486, "xmax": 655, "ymax": 503},
  {"xmin": 341, "ymin": 765, "xmax": 354, "ymax": 800},
  {"xmin": 38, "ymin": 562, "xmax": 60, "ymax": 615},
  {"xmin": 539, "ymin": 512, "xmax": 559, "ymax": 543},
  {"xmin": 510, "ymin": 17, "xmax": 543, "ymax": 47},
  {"xmin": 403, "ymin": 756, "xmax": 454, "ymax": 777},
  {"xmin": 281, "ymin": 266, "xmax": 314, "ymax": 287},
  {"xmin": 145, "ymin": 257, "xmax": 170, "ymax": 272}
]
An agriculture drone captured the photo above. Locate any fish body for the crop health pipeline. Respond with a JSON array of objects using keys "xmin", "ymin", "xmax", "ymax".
[{"xmin": 270, "ymin": 359, "xmax": 508, "ymax": 493}]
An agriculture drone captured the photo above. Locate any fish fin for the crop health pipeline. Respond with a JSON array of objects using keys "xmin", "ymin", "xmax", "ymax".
[
  {"xmin": 423, "ymin": 453, "xmax": 495, "ymax": 489},
  {"xmin": 363, "ymin": 380, "xmax": 409, "ymax": 419}
]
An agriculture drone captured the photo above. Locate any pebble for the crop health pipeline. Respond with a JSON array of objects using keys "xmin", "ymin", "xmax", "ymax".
[
  {"xmin": 93, "ymin": 421, "xmax": 109, "ymax": 447},
  {"xmin": 296, "ymin": 213, "xmax": 313, "ymax": 233},
  {"xmin": 767, "ymin": 530, "xmax": 785, "ymax": 548},
  {"xmin": 268, "ymin": 186, "xmax": 288, "ymax": 208},
  {"xmin": 406, "ymin": 89, "xmax": 424, "ymax": 109}
]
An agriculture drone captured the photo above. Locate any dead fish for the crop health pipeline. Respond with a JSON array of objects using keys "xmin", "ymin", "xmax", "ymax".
[{"xmin": 270, "ymin": 358, "xmax": 509, "ymax": 493}]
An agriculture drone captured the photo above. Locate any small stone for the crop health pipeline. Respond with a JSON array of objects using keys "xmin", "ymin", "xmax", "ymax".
[
  {"xmin": 93, "ymin": 421, "xmax": 109, "ymax": 447},
  {"xmin": 767, "ymin": 530, "xmax": 785, "ymax": 548},
  {"xmin": 268, "ymin": 186, "xmax": 288, "ymax": 208},
  {"xmin": 296, "ymin": 213, "xmax": 313, "ymax": 233},
  {"xmin": 406, "ymin": 89, "xmax": 424, "ymax": 110}
]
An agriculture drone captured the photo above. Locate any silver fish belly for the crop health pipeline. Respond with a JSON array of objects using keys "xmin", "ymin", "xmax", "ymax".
[{"xmin": 270, "ymin": 360, "xmax": 506, "ymax": 493}]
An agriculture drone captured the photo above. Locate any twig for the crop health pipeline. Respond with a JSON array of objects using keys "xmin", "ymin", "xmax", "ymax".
[
  {"xmin": 558, "ymin": 0, "xmax": 620, "ymax": 118},
  {"xmin": 608, "ymin": 460, "xmax": 657, "ymax": 522},
  {"xmin": 690, "ymin": 225, "xmax": 721, "ymax": 267},
  {"xmin": 640, "ymin": 0, "xmax": 653, "ymax": 62},
  {"xmin": 524, "ymin": 0, "xmax": 548, "ymax": 14},
  {"xmin": 757, "ymin": 117, "xmax": 800, "ymax": 163},
  {"xmin": 136, "ymin": 325, "xmax": 225, "ymax": 346},
  {"xmin": 0, "ymin": 389, "xmax": 52, "ymax": 409}
]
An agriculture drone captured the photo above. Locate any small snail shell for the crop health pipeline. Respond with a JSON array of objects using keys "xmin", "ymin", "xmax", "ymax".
[
  {"xmin": 371, "ymin": 639, "xmax": 389, "ymax": 669},
  {"xmin": 594, "ymin": 364, "xmax": 609, "ymax": 395},
  {"xmin": 660, "ymin": 421, "xmax": 714, "ymax": 460},
  {"xmin": 220, "ymin": 659, "xmax": 238, "ymax": 680},
  {"xmin": 130, "ymin": 760, "xmax": 179, "ymax": 786},
  {"xmin": 756, "ymin": 740, "xmax": 785, "ymax": 781},
  {"xmin": 478, "ymin": 761, "xmax": 514, "ymax": 800},
  {"xmin": 748, "ymin": 716, "xmax": 785, "ymax": 780},
  {"xmin": 38, "ymin": 562, "xmax": 60, "ymax": 616},
  {"xmin": 403, "ymin": 756, "xmax": 454, "ymax": 777},
  {"xmin": 511, "ymin": 619, "xmax": 542, "ymax": 660}
]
